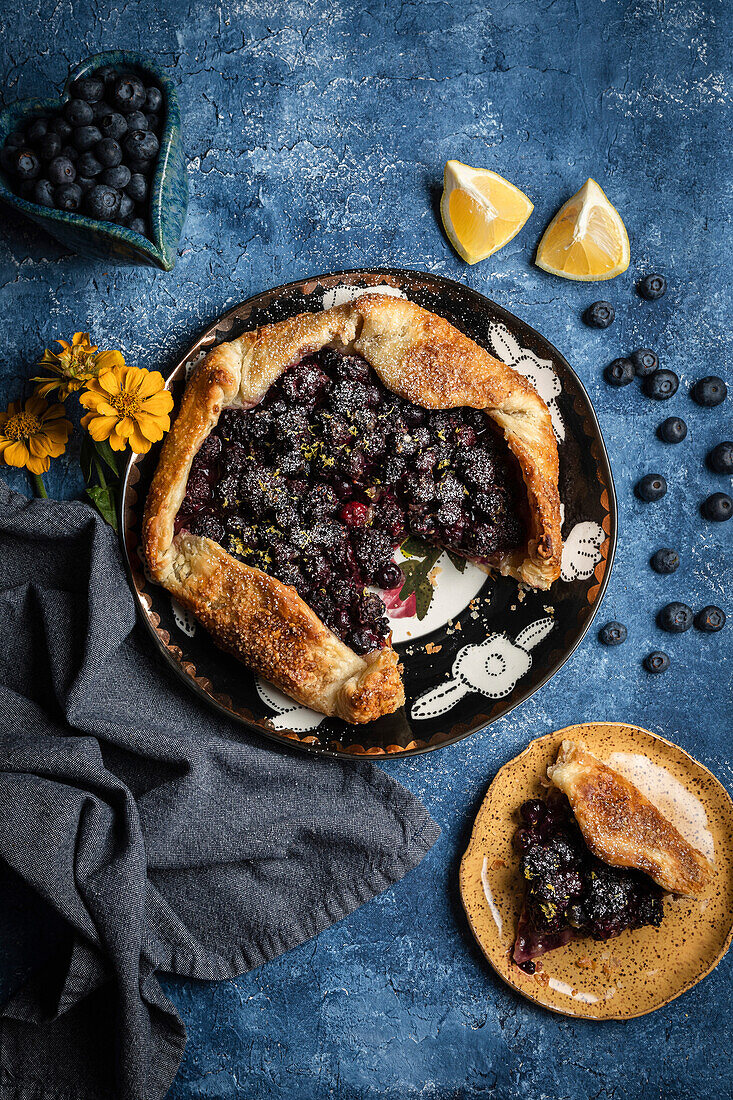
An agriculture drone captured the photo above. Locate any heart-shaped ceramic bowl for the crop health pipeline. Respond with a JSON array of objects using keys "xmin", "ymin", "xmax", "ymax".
[{"xmin": 0, "ymin": 51, "xmax": 188, "ymax": 270}]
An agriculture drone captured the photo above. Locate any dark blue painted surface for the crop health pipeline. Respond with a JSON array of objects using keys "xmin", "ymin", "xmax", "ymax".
[{"xmin": 1, "ymin": 1, "xmax": 731, "ymax": 1096}]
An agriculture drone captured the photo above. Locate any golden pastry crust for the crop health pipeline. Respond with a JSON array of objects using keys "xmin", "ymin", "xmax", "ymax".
[
  {"xmin": 143, "ymin": 294, "xmax": 562, "ymax": 723},
  {"xmin": 548, "ymin": 740, "xmax": 714, "ymax": 896}
]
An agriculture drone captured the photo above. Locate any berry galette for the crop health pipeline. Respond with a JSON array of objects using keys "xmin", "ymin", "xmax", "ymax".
[
  {"xmin": 143, "ymin": 294, "xmax": 562, "ymax": 723},
  {"xmin": 512, "ymin": 741, "xmax": 714, "ymax": 971}
]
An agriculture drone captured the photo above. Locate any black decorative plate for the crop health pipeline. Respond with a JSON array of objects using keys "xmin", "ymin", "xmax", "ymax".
[{"xmin": 121, "ymin": 268, "xmax": 617, "ymax": 758}]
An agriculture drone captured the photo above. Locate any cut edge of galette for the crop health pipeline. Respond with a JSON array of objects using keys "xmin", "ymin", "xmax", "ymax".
[{"xmin": 142, "ymin": 294, "xmax": 562, "ymax": 724}]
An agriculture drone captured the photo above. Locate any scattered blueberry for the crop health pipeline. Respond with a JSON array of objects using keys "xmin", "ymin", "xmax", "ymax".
[
  {"xmin": 604, "ymin": 357, "xmax": 634, "ymax": 387},
  {"xmin": 638, "ymin": 273, "xmax": 667, "ymax": 300},
  {"xmin": 85, "ymin": 183, "xmax": 121, "ymax": 221},
  {"xmin": 76, "ymin": 176, "xmax": 94, "ymax": 196},
  {"xmin": 584, "ymin": 301, "xmax": 615, "ymax": 329},
  {"xmin": 101, "ymin": 164, "xmax": 131, "ymax": 189},
  {"xmin": 650, "ymin": 548, "xmax": 679, "ymax": 574},
  {"xmin": 657, "ymin": 602, "xmax": 693, "ymax": 633},
  {"xmin": 630, "ymin": 348, "xmax": 658, "ymax": 377},
  {"xmin": 657, "ymin": 416, "xmax": 687, "ymax": 444},
  {"xmin": 643, "ymin": 369, "xmax": 679, "ymax": 400},
  {"xmin": 13, "ymin": 149, "xmax": 40, "ymax": 181},
  {"xmin": 127, "ymin": 216, "xmax": 146, "ymax": 234},
  {"xmin": 701, "ymin": 492, "xmax": 732, "ymax": 522},
  {"xmin": 76, "ymin": 151, "xmax": 103, "ymax": 178},
  {"xmin": 144, "ymin": 86, "xmax": 163, "ymax": 113},
  {"xmin": 72, "ymin": 125, "xmax": 102, "ymax": 152},
  {"xmin": 636, "ymin": 473, "xmax": 667, "ymax": 502},
  {"xmin": 112, "ymin": 74, "xmax": 146, "ymax": 113},
  {"xmin": 125, "ymin": 172, "xmax": 148, "ymax": 203},
  {"xmin": 694, "ymin": 606, "xmax": 726, "ymax": 633},
  {"xmin": 708, "ymin": 442, "xmax": 733, "ymax": 474},
  {"xmin": 99, "ymin": 112, "xmax": 128, "ymax": 141},
  {"xmin": 54, "ymin": 182, "xmax": 82, "ymax": 212},
  {"xmin": 32, "ymin": 178, "xmax": 55, "ymax": 207},
  {"xmin": 63, "ymin": 98, "xmax": 94, "ymax": 126},
  {"xmin": 37, "ymin": 132, "xmax": 62, "ymax": 161},
  {"xmin": 691, "ymin": 376, "xmax": 727, "ymax": 408},
  {"xmin": 599, "ymin": 621, "xmax": 627, "ymax": 646},
  {"xmin": 47, "ymin": 155, "xmax": 77, "ymax": 185},
  {"xmin": 123, "ymin": 129, "xmax": 159, "ymax": 162},
  {"xmin": 69, "ymin": 76, "xmax": 105, "ymax": 103},
  {"xmin": 95, "ymin": 138, "xmax": 123, "ymax": 168},
  {"xmin": 26, "ymin": 117, "xmax": 48, "ymax": 145},
  {"xmin": 644, "ymin": 651, "xmax": 670, "ymax": 674}
]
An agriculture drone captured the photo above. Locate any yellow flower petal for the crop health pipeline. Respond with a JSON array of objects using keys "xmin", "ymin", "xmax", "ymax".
[
  {"xmin": 136, "ymin": 370, "xmax": 166, "ymax": 398},
  {"xmin": 3, "ymin": 441, "xmax": 31, "ymax": 467},
  {"xmin": 140, "ymin": 392, "xmax": 174, "ymax": 416},
  {"xmin": 26, "ymin": 454, "xmax": 50, "ymax": 474},
  {"xmin": 129, "ymin": 427, "xmax": 152, "ymax": 453},
  {"xmin": 97, "ymin": 370, "xmax": 121, "ymax": 395},
  {"xmin": 108, "ymin": 432, "xmax": 128, "ymax": 452},
  {"xmin": 135, "ymin": 412, "xmax": 167, "ymax": 442},
  {"xmin": 85, "ymin": 414, "xmax": 119, "ymax": 442},
  {"xmin": 95, "ymin": 349, "xmax": 125, "ymax": 372}
]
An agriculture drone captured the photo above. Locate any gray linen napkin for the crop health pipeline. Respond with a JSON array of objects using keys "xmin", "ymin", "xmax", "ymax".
[{"xmin": 0, "ymin": 480, "xmax": 439, "ymax": 1100}]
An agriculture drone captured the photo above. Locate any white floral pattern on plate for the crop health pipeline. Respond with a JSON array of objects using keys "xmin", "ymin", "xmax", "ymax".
[
  {"xmin": 561, "ymin": 520, "xmax": 605, "ymax": 582},
  {"xmin": 411, "ymin": 617, "xmax": 555, "ymax": 721},
  {"xmin": 487, "ymin": 322, "xmax": 565, "ymax": 442},
  {"xmin": 255, "ymin": 677, "xmax": 325, "ymax": 731}
]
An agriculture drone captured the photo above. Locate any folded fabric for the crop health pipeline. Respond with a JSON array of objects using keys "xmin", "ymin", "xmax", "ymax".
[{"xmin": 0, "ymin": 481, "xmax": 439, "ymax": 1100}]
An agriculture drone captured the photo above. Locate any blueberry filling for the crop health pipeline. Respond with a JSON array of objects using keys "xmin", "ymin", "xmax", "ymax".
[
  {"xmin": 512, "ymin": 790, "xmax": 664, "ymax": 970},
  {"xmin": 177, "ymin": 346, "xmax": 525, "ymax": 654}
]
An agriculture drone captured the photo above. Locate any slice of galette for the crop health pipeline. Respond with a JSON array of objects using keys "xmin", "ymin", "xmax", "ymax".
[
  {"xmin": 143, "ymin": 294, "xmax": 562, "ymax": 724},
  {"xmin": 512, "ymin": 741, "xmax": 714, "ymax": 972}
]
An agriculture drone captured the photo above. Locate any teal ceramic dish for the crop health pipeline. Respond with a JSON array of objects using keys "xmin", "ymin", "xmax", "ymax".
[{"xmin": 0, "ymin": 51, "xmax": 188, "ymax": 270}]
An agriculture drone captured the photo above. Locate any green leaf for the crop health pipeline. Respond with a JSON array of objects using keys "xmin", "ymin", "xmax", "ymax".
[
  {"xmin": 93, "ymin": 438, "xmax": 122, "ymax": 478},
  {"xmin": 400, "ymin": 534, "xmax": 433, "ymax": 559},
  {"xmin": 86, "ymin": 484, "xmax": 118, "ymax": 532},
  {"xmin": 398, "ymin": 544, "xmax": 442, "ymax": 602},
  {"xmin": 447, "ymin": 550, "xmax": 467, "ymax": 573},
  {"xmin": 414, "ymin": 578, "xmax": 435, "ymax": 620},
  {"xmin": 79, "ymin": 435, "xmax": 95, "ymax": 485}
]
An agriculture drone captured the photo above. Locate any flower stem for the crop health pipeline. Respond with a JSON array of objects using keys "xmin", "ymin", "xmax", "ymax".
[{"xmin": 30, "ymin": 472, "xmax": 48, "ymax": 498}]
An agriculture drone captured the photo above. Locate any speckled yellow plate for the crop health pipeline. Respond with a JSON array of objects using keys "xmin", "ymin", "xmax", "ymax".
[{"xmin": 459, "ymin": 723, "xmax": 733, "ymax": 1019}]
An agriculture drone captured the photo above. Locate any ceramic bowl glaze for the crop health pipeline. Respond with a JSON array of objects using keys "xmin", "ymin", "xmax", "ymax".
[
  {"xmin": 0, "ymin": 51, "xmax": 188, "ymax": 270},
  {"xmin": 460, "ymin": 723, "xmax": 733, "ymax": 1019},
  {"xmin": 121, "ymin": 268, "xmax": 617, "ymax": 758}
]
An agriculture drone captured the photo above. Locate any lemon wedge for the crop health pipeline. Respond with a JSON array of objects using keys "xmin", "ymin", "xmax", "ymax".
[
  {"xmin": 535, "ymin": 178, "xmax": 630, "ymax": 281},
  {"xmin": 440, "ymin": 161, "xmax": 534, "ymax": 265}
]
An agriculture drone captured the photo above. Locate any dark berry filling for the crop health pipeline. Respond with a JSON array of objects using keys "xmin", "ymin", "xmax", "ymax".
[
  {"xmin": 177, "ymin": 346, "xmax": 525, "ymax": 653},
  {"xmin": 512, "ymin": 790, "xmax": 664, "ymax": 968}
]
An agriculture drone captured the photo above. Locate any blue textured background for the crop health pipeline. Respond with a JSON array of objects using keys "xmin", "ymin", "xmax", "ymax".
[{"xmin": 1, "ymin": 1, "xmax": 732, "ymax": 1096}]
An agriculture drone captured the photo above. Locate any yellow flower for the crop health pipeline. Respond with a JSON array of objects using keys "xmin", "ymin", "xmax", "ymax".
[
  {"xmin": 33, "ymin": 332, "xmax": 126, "ymax": 400},
  {"xmin": 0, "ymin": 394, "xmax": 72, "ymax": 475},
  {"xmin": 80, "ymin": 364, "xmax": 174, "ymax": 454}
]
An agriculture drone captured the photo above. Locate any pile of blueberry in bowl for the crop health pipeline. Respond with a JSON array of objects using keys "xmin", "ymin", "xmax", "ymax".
[{"xmin": 0, "ymin": 51, "xmax": 187, "ymax": 269}]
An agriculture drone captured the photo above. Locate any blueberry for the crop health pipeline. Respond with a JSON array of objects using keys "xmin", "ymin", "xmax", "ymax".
[
  {"xmin": 708, "ymin": 442, "xmax": 733, "ymax": 474},
  {"xmin": 92, "ymin": 101, "xmax": 115, "ymax": 122},
  {"xmin": 96, "ymin": 64, "xmax": 117, "ymax": 87},
  {"xmin": 37, "ymin": 132, "xmax": 62, "ymax": 161},
  {"xmin": 32, "ymin": 178, "xmax": 55, "ymax": 207},
  {"xmin": 657, "ymin": 416, "xmax": 687, "ymax": 444},
  {"xmin": 76, "ymin": 151, "xmax": 103, "ymax": 178},
  {"xmin": 520, "ymin": 799, "xmax": 546, "ymax": 826},
  {"xmin": 638, "ymin": 273, "xmax": 667, "ymax": 300},
  {"xmin": 145, "ymin": 112, "xmax": 160, "ymax": 132},
  {"xmin": 701, "ymin": 492, "xmax": 732, "ymax": 522},
  {"xmin": 694, "ymin": 606, "xmax": 726, "ymax": 633},
  {"xmin": 95, "ymin": 137, "xmax": 123, "ymax": 167},
  {"xmin": 12, "ymin": 149, "xmax": 40, "ymax": 180},
  {"xmin": 26, "ymin": 117, "xmax": 48, "ymax": 145},
  {"xmin": 691, "ymin": 376, "xmax": 727, "ymax": 408},
  {"xmin": 144, "ymin": 85, "xmax": 163, "ymax": 113},
  {"xmin": 101, "ymin": 164, "xmax": 131, "ymax": 189},
  {"xmin": 644, "ymin": 651, "xmax": 670, "ymax": 674},
  {"xmin": 63, "ymin": 98, "xmax": 94, "ymax": 126},
  {"xmin": 76, "ymin": 175, "xmax": 94, "ymax": 196},
  {"xmin": 127, "ymin": 168, "xmax": 148, "ymax": 199},
  {"xmin": 54, "ymin": 182, "xmax": 82, "ymax": 212},
  {"xmin": 584, "ymin": 301, "xmax": 615, "ymax": 329},
  {"xmin": 657, "ymin": 602, "xmax": 693, "ymax": 633},
  {"xmin": 73, "ymin": 125, "xmax": 102, "ymax": 152},
  {"xmin": 60, "ymin": 144, "xmax": 79, "ymax": 162},
  {"xmin": 643, "ymin": 369, "xmax": 679, "ymax": 400},
  {"xmin": 4, "ymin": 130, "xmax": 25, "ymax": 148},
  {"xmin": 117, "ymin": 192, "xmax": 134, "ymax": 221},
  {"xmin": 630, "ymin": 348, "xmax": 658, "ymax": 377},
  {"xmin": 112, "ymin": 73, "xmax": 146, "ymax": 113},
  {"xmin": 127, "ymin": 216, "xmax": 147, "ymax": 235},
  {"xmin": 48, "ymin": 117, "xmax": 72, "ymax": 140},
  {"xmin": 85, "ymin": 183, "xmax": 121, "ymax": 221},
  {"xmin": 599, "ymin": 621, "xmax": 627, "ymax": 646},
  {"xmin": 636, "ymin": 473, "xmax": 667, "ymax": 502},
  {"xmin": 650, "ymin": 548, "xmax": 679, "ymax": 574},
  {"xmin": 99, "ymin": 112, "xmax": 128, "ymax": 141},
  {"xmin": 69, "ymin": 75, "xmax": 104, "ymax": 103},
  {"xmin": 604, "ymin": 357, "xmax": 634, "ymax": 387},
  {"xmin": 125, "ymin": 110, "xmax": 148, "ymax": 132},
  {"xmin": 47, "ymin": 155, "xmax": 76, "ymax": 185},
  {"xmin": 123, "ymin": 128, "xmax": 159, "ymax": 162}
]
